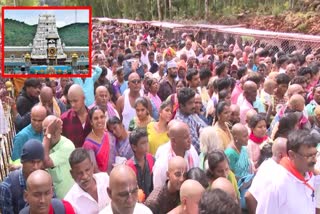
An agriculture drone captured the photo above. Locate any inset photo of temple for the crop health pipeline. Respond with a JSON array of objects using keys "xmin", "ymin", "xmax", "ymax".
[{"xmin": 2, "ymin": 7, "xmax": 91, "ymax": 77}]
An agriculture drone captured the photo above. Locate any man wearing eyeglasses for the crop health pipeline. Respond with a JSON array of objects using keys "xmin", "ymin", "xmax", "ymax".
[
  {"xmin": 116, "ymin": 72, "xmax": 148, "ymax": 130},
  {"xmin": 100, "ymin": 165, "xmax": 152, "ymax": 214},
  {"xmin": 258, "ymin": 130, "xmax": 319, "ymax": 214}
]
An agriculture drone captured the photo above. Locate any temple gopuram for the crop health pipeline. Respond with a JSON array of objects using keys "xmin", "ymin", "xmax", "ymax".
[{"xmin": 4, "ymin": 14, "xmax": 89, "ymax": 75}]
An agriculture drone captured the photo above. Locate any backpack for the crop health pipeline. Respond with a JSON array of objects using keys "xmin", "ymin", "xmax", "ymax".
[
  {"xmin": 19, "ymin": 198, "xmax": 65, "ymax": 214},
  {"xmin": 126, "ymin": 153, "xmax": 155, "ymax": 175}
]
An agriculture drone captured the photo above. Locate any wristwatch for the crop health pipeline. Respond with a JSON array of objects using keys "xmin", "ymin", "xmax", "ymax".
[{"xmin": 45, "ymin": 133, "xmax": 52, "ymax": 139}]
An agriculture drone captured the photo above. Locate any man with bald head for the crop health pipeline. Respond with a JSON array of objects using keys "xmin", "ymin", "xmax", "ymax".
[
  {"xmin": 12, "ymin": 105, "xmax": 47, "ymax": 162},
  {"xmin": 268, "ymin": 71, "xmax": 279, "ymax": 82},
  {"xmin": 42, "ymin": 115, "xmax": 75, "ymax": 198},
  {"xmin": 246, "ymin": 137, "xmax": 287, "ymax": 214},
  {"xmin": 89, "ymin": 85, "xmax": 119, "ymax": 121},
  {"xmin": 286, "ymin": 84, "xmax": 305, "ymax": 99},
  {"xmin": 100, "ymin": 165, "xmax": 152, "ymax": 214},
  {"xmin": 288, "ymin": 94, "xmax": 305, "ymax": 112},
  {"xmin": 61, "ymin": 84, "xmax": 92, "ymax": 148},
  {"xmin": 211, "ymin": 177, "xmax": 238, "ymax": 202},
  {"xmin": 226, "ymin": 123, "xmax": 251, "ymax": 179},
  {"xmin": 15, "ymin": 78, "xmax": 41, "ymax": 131},
  {"xmin": 238, "ymin": 81, "xmax": 258, "ymax": 124},
  {"xmin": 261, "ymin": 79, "xmax": 276, "ymax": 104},
  {"xmin": 270, "ymin": 94, "xmax": 310, "ymax": 137},
  {"xmin": 244, "ymin": 108, "xmax": 258, "ymax": 134},
  {"xmin": 39, "ymin": 86, "xmax": 66, "ymax": 117},
  {"xmin": 153, "ymin": 121, "xmax": 199, "ymax": 188},
  {"xmin": 0, "ymin": 140, "xmax": 45, "ymax": 214},
  {"xmin": 89, "ymin": 85, "xmax": 109, "ymax": 112},
  {"xmin": 271, "ymin": 93, "xmax": 308, "ymax": 133},
  {"xmin": 20, "ymin": 170, "xmax": 75, "ymax": 214},
  {"xmin": 168, "ymin": 179, "xmax": 205, "ymax": 214},
  {"xmin": 180, "ymin": 39, "xmax": 196, "ymax": 59},
  {"xmin": 145, "ymin": 157, "xmax": 187, "ymax": 214},
  {"xmin": 72, "ymin": 66, "xmax": 103, "ymax": 107},
  {"xmin": 229, "ymin": 104, "xmax": 240, "ymax": 128},
  {"xmin": 116, "ymin": 72, "xmax": 145, "ymax": 130}
]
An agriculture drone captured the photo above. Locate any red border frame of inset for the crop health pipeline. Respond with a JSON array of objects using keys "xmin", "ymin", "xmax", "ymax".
[{"xmin": 1, "ymin": 6, "xmax": 92, "ymax": 78}]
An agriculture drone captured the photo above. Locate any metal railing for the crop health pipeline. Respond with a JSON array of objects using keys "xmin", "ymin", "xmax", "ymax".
[{"xmin": 0, "ymin": 108, "xmax": 16, "ymax": 181}]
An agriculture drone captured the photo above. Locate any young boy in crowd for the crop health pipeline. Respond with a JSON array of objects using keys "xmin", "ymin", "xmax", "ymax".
[{"xmin": 126, "ymin": 128, "xmax": 155, "ymax": 202}]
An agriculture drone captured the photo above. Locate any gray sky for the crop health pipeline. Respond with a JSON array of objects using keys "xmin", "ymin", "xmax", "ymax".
[{"xmin": 4, "ymin": 9, "xmax": 89, "ymax": 27}]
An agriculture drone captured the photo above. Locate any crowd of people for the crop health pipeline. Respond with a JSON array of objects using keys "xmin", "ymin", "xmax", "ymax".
[{"xmin": 1, "ymin": 20, "xmax": 320, "ymax": 213}]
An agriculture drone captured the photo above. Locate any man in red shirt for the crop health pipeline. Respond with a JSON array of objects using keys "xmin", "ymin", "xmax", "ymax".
[
  {"xmin": 20, "ymin": 170, "xmax": 75, "ymax": 214},
  {"xmin": 61, "ymin": 84, "xmax": 91, "ymax": 148}
]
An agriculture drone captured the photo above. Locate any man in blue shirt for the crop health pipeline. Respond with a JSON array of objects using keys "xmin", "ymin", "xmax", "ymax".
[
  {"xmin": 0, "ymin": 139, "xmax": 44, "ymax": 214},
  {"xmin": 72, "ymin": 66, "xmax": 103, "ymax": 107},
  {"xmin": 11, "ymin": 105, "xmax": 47, "ymax": 162}
]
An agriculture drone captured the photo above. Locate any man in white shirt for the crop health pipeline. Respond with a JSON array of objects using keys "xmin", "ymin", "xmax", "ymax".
[
  {"xmin": 99, "ymin": 165, "xmax": 152, "ymax": 214},
  {"xmin": 257, "ymin": 130, "xmax": 319, "ymax": 214},
  {"xmin": 178, "ymin": 40, "xmax": 196, "ymax": 59},
  {"xmin": 140, "ymin": 41, "xmax": 149, "ymax": 68},
  {"xmin": 153, "ymin": 61, "xmax": 166, "ymax": 82},
  {"xmin": 64, "ymin": 148, "xmax": 110, "ymax": 213},
  {"xmin": 245, "ymin": 137, "xmax": 287, "ymax": 213},
  {"xmin": 153, "ymin": 120, "xmax": 199, "ymax": 189}
]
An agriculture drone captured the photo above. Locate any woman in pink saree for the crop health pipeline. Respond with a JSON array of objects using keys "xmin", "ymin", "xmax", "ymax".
[{"xmin": 83, "ymin": 106, "xmax": 116, "ymax": 173}]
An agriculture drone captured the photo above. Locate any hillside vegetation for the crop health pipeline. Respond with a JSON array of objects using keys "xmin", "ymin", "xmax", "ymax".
[
  {"xmin": 4, "ymin": 19, "xmax": 89, "ymax": 46},
  {"xmin": 58, "ymin": 23, "xmax": 89, "ymax": 46},
  {"xmin": 5, "ymin": 0, "xmax": 320, "ymax": 35},
  {"xmin": 4, "ymin": 19, "xmax": 37, "ymax": 46}
]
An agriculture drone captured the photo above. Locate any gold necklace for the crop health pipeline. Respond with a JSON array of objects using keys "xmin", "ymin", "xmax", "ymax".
[
  {"xmin": 232, "ymin": 143, "xmax": 241, "ymax": 154},
  {"xmin": 92, "ymin": 129, "xmax": 103, "ymax": 139}
]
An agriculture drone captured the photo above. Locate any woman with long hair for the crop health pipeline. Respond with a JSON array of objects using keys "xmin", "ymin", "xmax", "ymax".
[
  {"xmin": 272, "ymin": 112, "xmax": 299, "ymax": 140},
  {"xmin": 147, "ymin": 77, "xmax": 161, "ymax": 121},
  {"xmin": 107, "ymin": 116, "xmax": 134, "ymax": 161},
  {"xmin": 147, "ymin": 100, "xmax": 172, "ymax": 155},
  {"xmin": 205, "ymin": 150, "xmax": 240, "ymax": 199},
  {"xmin": 83, "ymin": 106, "xmax": 115, "ymax": 173},
  {"xmin": 128, "ymin": 97, "xmax": 154, "ymax": 131},
  {"xmin": 213, "ymin": 101, "xmax": 233, "ymax": 149}
]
